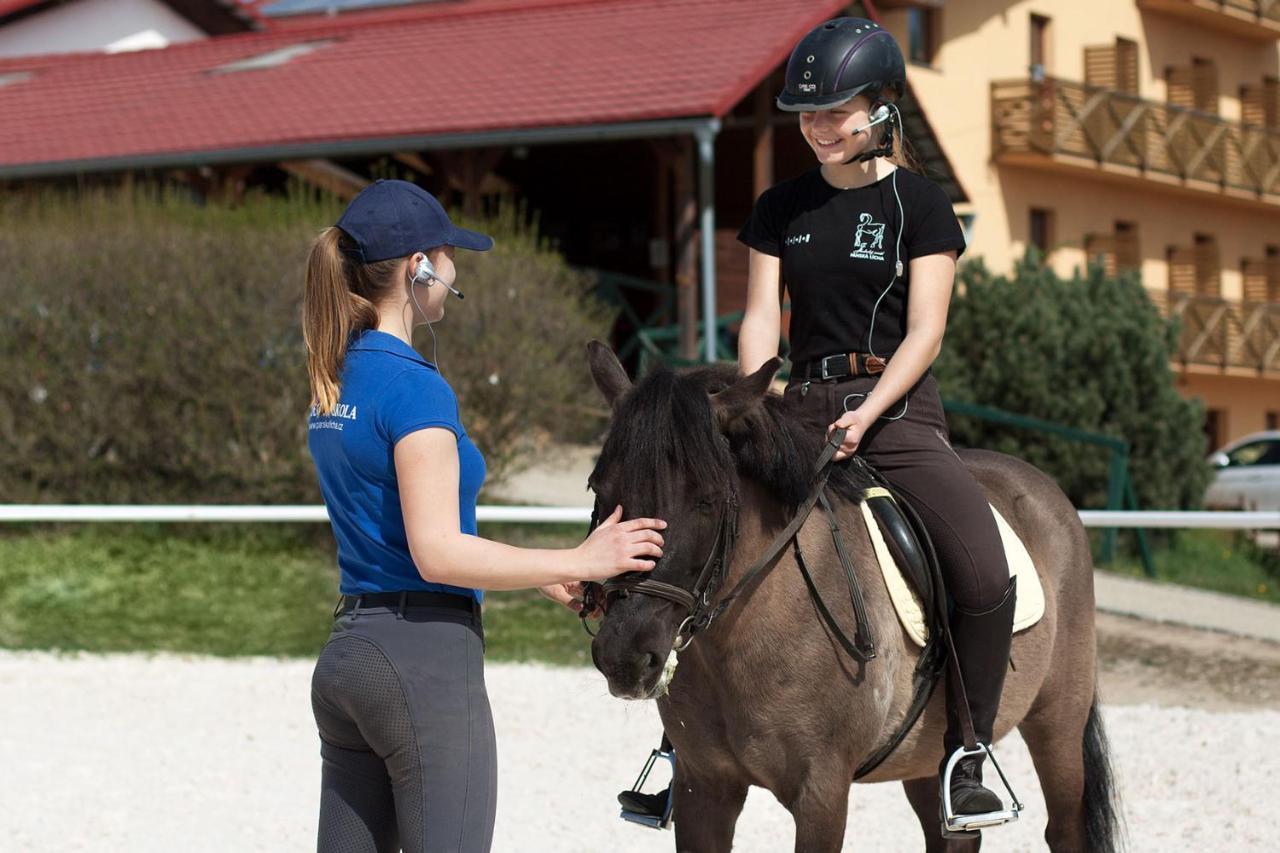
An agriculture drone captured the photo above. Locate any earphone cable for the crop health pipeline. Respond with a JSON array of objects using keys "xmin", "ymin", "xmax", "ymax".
[{"xmin": 862, "ymin": 101, "xmax": 908, "ymax": 422}]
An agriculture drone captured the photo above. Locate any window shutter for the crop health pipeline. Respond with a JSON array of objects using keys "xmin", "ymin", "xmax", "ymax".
[
  {"xmin": 1192, "ymin": 59, "xmax": 1217, "ymax": 113},
  {"xmin": 1167, "ymin": 246, "xmax": 1196, "ymax": 294},
  {"xmin": 1167, "ymin": 65, "xmax": 1194, "ymax": 109},
  {"xmin": 1115, "ymin": 223, "xmax": 1140, "ymax": 272},
  {"xmin": 1242, "ymin": 257, "xmax": 1269, "ymax": 303},
  {"xmin": 1116, "ymin": 38, "xmax": 1138, "ymax": 95},
  {"xmin": 1085, "ymin": 44, "xmax": 1117, "ymax": 90},
  {"xmin": 1085, "ymin": 233, "xmax": 1118, "ymax": 277},
  {"xmin": 1194, "ymin": 235, "xmax": 1220, "ymax": 296},
  {"xmin": 1242, "ymin": 83, "xmax": 1266, "ymax": 127}
]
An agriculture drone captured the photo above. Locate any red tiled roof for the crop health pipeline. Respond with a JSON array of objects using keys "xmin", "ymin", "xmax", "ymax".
[
  {"xmin": 0, "ymin": 0, "xmax": 46, "ymax": 18},
  {"xmin": 0, "ymin": 0, "xmax": 847, "ymax": 176}
]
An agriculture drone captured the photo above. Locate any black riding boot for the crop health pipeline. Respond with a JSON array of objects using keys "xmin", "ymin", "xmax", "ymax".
[
  {"xmin": 941, "ymin": 577, "xmax": 1017, "ymax": 822},
  {"xmin": 617, "ymin": 735, "xmax": 674, "ymax": 821}
]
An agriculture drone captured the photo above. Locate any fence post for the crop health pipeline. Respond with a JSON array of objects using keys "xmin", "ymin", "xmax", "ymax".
[
  {"xmin": 1100, "ymin": 444, "xmax": 1129, "ymax": 563},
  {"xmin": 1124, "ymin": 475, "xmax": 1156, "ymax": 577}
]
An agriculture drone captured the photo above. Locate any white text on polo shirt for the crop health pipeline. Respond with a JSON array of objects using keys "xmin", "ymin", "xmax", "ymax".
[{"xmin": 309, "ymin": 403, "xmax": 359, "ymax": 431}]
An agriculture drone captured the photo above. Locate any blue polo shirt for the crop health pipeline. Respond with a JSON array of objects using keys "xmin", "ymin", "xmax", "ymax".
[{"xmin": 307, "ymin": 329, "xmax": 486, "ymax": 601}]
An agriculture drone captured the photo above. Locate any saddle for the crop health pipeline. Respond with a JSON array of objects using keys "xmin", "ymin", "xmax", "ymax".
[
  {"xmin": 860, "ymin": 489, "xmax": 1045, "ymax": 648},
  {"xmin": 825, "ymin": 460, "xmax": 1041, "ymax": 780}
]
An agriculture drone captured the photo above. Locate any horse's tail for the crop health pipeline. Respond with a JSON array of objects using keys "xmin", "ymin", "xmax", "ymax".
[{"xmin": 1081, "ymin": 689, "xmax": 1125, "ymax": 852}]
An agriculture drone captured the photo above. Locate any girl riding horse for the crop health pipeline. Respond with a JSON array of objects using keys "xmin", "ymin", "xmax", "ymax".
[{"xmin": 618, "ymin": 17, "xmax": 1019, "ymax": 839}]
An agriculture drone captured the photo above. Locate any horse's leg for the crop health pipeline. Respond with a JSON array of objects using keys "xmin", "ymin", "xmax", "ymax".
[
  {"xmin": 1017, "ymin": 690, "xmax": 1093, "ymax": 852},
  {"xmin": 671, "ymin": 771, "xmax": 748, "ymax": 853},
  {"xmin": 783, "ymin": 767, "xmax": 850, "ymax": 853},
  {"xmin": 902, "ymin": 777, "xmax": 980, "ymax": 853}
]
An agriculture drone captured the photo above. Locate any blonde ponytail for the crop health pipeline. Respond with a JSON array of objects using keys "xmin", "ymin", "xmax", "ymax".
[{"xmin": 302, "ymin": 227, "xmax": 392, "ymax": 415}]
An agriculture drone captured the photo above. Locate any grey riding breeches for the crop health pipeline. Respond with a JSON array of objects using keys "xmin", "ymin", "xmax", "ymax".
[{"xmin": 311, "ymin": 600, "xmax": 496, "ymax": 853}]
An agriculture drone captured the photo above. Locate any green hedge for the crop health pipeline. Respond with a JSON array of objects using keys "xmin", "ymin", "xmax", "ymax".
[
  {"xmin": 934, "ymin": 255, "xmax": 1211, "ymax": 510},
  {"xmin": 0, "ymin": 186, "xmax": 610, "ymax": 504}
]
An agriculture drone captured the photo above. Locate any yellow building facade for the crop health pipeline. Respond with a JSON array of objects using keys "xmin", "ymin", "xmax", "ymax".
[{"xmin": 876, "ymin": 0, "xmax": 1280, "ymax": 447}]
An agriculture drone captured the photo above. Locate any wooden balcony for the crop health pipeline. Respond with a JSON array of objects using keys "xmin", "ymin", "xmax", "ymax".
[
  {"xmin": 1137, "ymin": 0, "xmax": 1280, "ymax": 41},
  {"xmin": 1147, "ymin": 289, "xmax": 1280, "ymax": 374},
  {"xmin": 992, "ymin": 77, "xmax": 1280, "ymax": 208}
]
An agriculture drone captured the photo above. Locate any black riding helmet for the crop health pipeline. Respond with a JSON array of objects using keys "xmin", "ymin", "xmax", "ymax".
[{"xmin": 777, "ymin": 17, "xmax": 906, "ymax": 112}]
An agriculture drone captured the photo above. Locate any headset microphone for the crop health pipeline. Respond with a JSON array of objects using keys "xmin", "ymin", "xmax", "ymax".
[
  {"xmin": 414, "ymin": 257, "xmax": 465, "ymax": 299},
  {"xmin": 851, "ymin": 105, "xmax": 892, "ymax": 136}
]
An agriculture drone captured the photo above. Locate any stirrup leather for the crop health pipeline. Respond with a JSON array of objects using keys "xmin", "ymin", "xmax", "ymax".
[
  {"xmin": 619, "ymin": 748, "xmax": 675, "ymax": 830},
  {"xmin": 940, "ymin": 744, "xmax": 1023, "ymax": 834}
]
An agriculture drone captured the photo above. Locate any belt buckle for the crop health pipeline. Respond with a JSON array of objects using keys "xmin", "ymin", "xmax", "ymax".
[{"xmin": 818, "ymin": 354, "xmax": 839, "ymax": 380}]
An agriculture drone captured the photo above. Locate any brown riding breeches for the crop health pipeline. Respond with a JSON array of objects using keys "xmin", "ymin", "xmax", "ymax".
[{"xmin": 783, "ymin": 371, "xmax": 1010, "ymax": 612}]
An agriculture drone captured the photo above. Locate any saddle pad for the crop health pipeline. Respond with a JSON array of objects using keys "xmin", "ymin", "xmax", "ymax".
[{"xmin": 860, "ymin": 502, "xmax": 1045, "ymax": 648}]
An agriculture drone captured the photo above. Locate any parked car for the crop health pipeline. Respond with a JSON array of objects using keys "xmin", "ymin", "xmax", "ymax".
[{"xmin": 1204, "ymin": 431, "xmax": 1280, "ymax": 512}]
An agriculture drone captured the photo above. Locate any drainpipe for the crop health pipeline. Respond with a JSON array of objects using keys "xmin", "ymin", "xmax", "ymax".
[{"xmin": 696, "ymin": 119, "xmax": 721, "ymax": 363}]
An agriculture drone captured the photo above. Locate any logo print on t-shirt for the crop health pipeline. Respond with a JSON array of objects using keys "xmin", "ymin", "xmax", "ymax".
[{"xmin": 850, "ymin": 213, "xmax": 887, "ymax": 261}]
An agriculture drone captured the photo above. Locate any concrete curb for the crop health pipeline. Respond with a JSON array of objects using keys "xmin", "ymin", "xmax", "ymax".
[{"xmin": 1094, "ymin": 570, "xmax": 1280, "ymax": 644}]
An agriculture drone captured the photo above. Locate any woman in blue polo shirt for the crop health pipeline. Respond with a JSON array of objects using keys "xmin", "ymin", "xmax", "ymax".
[{"xmin": 301, "ymin": 179, "xmax": 666, "ymax": 853}]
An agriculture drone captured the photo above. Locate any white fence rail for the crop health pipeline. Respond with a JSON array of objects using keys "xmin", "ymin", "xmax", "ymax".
[{"xmin": 1, "ymin": 505, "xmax": 1279, "ymax": 529}]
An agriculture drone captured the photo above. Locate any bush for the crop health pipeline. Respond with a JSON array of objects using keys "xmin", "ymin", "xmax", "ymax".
[
  {"xmin": 934, "ymin": 254, "xmax": 1211, "ymax": 510},
  {"xmin": 0, "ymin": 185, "xmax": 610, "ymax": 504}
]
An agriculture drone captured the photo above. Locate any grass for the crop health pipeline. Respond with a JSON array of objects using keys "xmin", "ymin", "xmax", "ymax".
[
  {"xmin": 0, "ymin": 522, "xmax": 591, "ymax": 663},
  {"xmin": 2, "ymin": 524, "xmax": 1275, "ymax": 661},
  {"xmin": 1100, "ymin": 528, "xmax": 1280, "ymax": 604}
]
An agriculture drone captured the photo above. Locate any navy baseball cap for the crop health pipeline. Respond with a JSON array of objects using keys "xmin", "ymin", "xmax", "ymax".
[{"xmin": 335, "ymin": 179, "xmax": 494, "ymax": 263}]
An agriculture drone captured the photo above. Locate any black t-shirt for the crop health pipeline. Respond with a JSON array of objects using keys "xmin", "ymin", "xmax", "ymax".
[{"xmin": 737, "ymin": 167, "xmax": 965, "ymax": 365}]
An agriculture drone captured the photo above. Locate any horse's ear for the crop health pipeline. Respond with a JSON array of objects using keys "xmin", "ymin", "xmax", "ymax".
[
  {"xmin": 587, "ymin": 340, "xmax": 632, "ymax": 408},
  {"xmin": 711, "ymin": 357, "xmax": 782, "ymax": 430}
]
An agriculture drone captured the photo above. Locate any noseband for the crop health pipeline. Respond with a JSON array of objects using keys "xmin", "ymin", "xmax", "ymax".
[{"xmin": 582, "ymin": 492, "xmax": 739, "ymax": 650}]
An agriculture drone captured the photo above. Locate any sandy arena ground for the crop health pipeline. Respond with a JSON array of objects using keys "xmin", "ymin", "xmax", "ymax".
[{"xmin": 3, "ymin": 612, "xmax": 1279, "ymax": 852}]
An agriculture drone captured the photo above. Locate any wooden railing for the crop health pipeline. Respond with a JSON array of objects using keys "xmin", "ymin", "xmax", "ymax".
[
  {"xmin": 1147, "ymin": 289, "xmax": 1280, "ymax": 371},
  {"xmin": 992, "ymin": 77, "xmax": 1280, "ymax": 199},
  {"xmin": 1137, "ymin": 0, "xmax": 1280, "ymax": 37}
]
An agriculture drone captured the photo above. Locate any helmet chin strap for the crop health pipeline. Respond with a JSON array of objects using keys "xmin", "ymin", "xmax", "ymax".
[{"xmin": 845, "ymin": 122, "xmax": 895, "ymax": 165}]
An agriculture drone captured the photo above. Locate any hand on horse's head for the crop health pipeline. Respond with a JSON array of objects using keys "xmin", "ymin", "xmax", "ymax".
[{"xmin": 574, "ymin": 504, "xmax": 667, "ymax": 582}]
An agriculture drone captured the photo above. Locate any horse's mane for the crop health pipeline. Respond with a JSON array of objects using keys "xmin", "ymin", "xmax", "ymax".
[{"xmin": 592, "ymin": 364, "xmax": 877, "ymax": 512}]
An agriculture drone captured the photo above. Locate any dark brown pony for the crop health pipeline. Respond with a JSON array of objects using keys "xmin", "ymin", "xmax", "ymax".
[{"xmin": 585, "ymin": 343, "xmax": 1120, "ymax": 853}]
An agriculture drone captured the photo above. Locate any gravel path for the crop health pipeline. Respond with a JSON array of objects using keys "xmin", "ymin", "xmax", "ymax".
[{"xmin": 3, "ymin": 649, "xmax": 1277, "ymax": 852}]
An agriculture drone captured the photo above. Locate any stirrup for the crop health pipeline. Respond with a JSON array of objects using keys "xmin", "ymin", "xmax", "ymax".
[
  {"xmin": 619, "ymin": 748, "xmax": 675, "ymax": 830},
  {"xmin": 940, "ymin": 744, "xmax": 1023, "ymax": 835}
]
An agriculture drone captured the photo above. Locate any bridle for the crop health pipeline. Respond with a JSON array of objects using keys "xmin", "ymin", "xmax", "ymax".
[
  {"xmin": 581, "ymin": 490, "xmax": 739, "ymax": 651},
  {"xmin": 580, "ymin": 428, "xmax": 875, "ymax": 658}
]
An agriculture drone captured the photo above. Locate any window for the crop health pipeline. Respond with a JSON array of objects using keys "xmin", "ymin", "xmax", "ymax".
[
  {"xmin": 1086, "ymin": 232, "xmax": 1118, "ymax": 276},
  {"xmin": 1115, "ymin": 221, "xmax": 1140, "ymax": 272},
  {"xmin": 908, "ymin": 8, "xmax": 939, "ymax": 65},
  {"xmin": 1267, "ymin": 411, "xmax": 1279, "ymax": 430},
  {"xmin": 1240, "ymin": 77, "xmax": 1279, "ymax": 128},
  {"xmin": 1226, "ymin": 440, "xmax": 1280, "ymax": 466},
  {"xmin": 1029, "ymin": 208, "xmax": 1053, "ymax": 257},
  {"xmin": 210, "ymin": 41, "xmax": 333, "ymax": 75},
  {"xmin": 1205, "ymin": 409, "xmax": 1225, "ymax": 454},
  {"xmin": 1194, "ymin": 233, "xmax": 1221, "ymax": 295},
  {"xmin": 1241, "ymin": 246, "xmax": 1279, "ymax": 303},
  {"xmin": 1030, "ymin": 14, "xmax": 1050, "ymax": 80},
  {"xmin": 1084, "ymin": 38, "xmax": 1138, "ymax": 94},
  {"xmin": 1167, "ymin": 58, "xmax": 1218, "ymax": 113}
]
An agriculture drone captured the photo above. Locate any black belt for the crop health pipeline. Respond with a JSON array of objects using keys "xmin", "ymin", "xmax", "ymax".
[
  {"xmin": 792, "ymin": 352, "xmax": 888, "ymax": 382},
  {"xmin": 334, "ymin": 590, "xmax": 477, "ymax": 617}
]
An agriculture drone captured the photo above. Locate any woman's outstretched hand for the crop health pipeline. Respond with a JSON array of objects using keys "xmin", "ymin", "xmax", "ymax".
[{"xmin": 574, "ymin": 505, "xmax": 666, "ymax": 581}]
